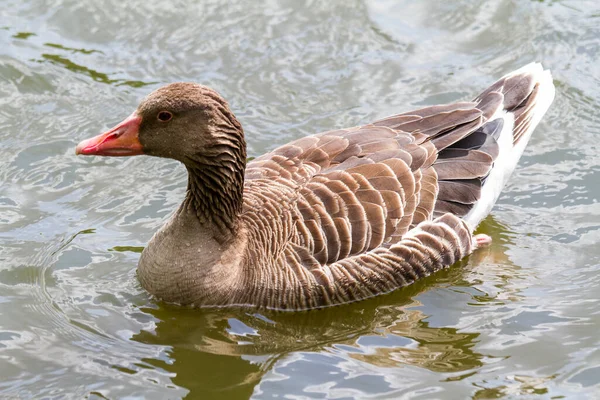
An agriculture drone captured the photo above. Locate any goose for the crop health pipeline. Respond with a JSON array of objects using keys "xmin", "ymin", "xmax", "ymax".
[{"xmin": 76, "ymin": 63, "xmax": 555, "ymax": 310}]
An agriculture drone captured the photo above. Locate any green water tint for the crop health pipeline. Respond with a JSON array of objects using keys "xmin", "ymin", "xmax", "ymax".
[
  {"xmin": 40, "ymin": 53, "xmax": 153, "ymax": 88},
  {"xmin": 13, "ymin": 32, "xmax": 36, "ymax": 39},
  {"xmin": 109, "ymin": 246, "xmax": 145, "ymax": 253},
  {"xmin": 1, "ymin": 0, "xmax": 599, "ymax": 398},
  {"xmin": 44, "ymin": 42, "xmax": 104, "ymax": 55}
]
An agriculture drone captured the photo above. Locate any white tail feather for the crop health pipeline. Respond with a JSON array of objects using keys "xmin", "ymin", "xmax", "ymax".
[{"xmin": 464, "ymin": 63, "xmax": 555, "ymax": 229}]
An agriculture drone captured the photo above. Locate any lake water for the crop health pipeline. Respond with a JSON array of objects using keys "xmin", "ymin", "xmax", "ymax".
[{"xmin": 1, "ymin": 0, "xmax": 599, "ymax": 398}]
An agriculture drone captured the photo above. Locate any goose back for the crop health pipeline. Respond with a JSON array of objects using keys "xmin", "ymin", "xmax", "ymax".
[{"xmin": 230, "ymin": 63, "xmax": 554, "ymax": 309}]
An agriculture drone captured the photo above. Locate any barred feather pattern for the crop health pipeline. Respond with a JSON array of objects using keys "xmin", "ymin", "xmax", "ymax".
[
  {"xmin": 235, "ymin": 124, "xmax": 473, "ymax": 309},
  {"xmin": 133, "ymin": 64, "xmax": 554, "ymax": 310}
]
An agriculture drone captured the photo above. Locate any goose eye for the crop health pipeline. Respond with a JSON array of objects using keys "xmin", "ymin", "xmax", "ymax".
[{"xmin": 157, "ymin": 111, "xmax": 173, "ymax": 122}]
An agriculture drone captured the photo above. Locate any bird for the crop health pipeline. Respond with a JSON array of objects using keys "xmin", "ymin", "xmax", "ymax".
[{"xmin": 76, "ymin": 63, "xmax": 555, "ymax": 310}]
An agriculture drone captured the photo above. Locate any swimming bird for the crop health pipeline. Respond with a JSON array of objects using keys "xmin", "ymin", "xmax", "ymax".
[{"xmin": 76, "ymin": 63, "xmax": 555, "ymax": 310}]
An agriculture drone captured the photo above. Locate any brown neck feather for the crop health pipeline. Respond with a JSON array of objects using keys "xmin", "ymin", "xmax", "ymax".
[{"xmin": 182, "ymin": 116, "xmax": 246, "ymax": 243}]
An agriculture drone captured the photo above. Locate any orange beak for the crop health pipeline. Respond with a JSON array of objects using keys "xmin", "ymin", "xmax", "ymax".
[{"xmin": 76, "ymin": 113, "xmax": 143, "ymax": 156}]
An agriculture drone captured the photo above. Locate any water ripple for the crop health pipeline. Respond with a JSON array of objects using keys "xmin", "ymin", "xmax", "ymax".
[{"xmin": 1, "ymin": 0, "xmax": 599, "ymax": 398}]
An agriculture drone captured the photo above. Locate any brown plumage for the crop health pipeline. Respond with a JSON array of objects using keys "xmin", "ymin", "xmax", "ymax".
[{"xmin": 76, "ymin": 63, "xmax": 555, "ymax": 310}]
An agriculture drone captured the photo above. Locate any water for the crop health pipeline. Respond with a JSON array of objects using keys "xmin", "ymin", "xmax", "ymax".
[{"xmin": 1, "ymin": 0, "xmax": 599, "ymax": 398}]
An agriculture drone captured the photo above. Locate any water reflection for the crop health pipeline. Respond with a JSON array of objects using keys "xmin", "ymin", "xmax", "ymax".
[
  {"xmin": 2, "ymin": 0, "xmax": 600, "ymax": 397},
  {"xmin": 10, "ymin": 24, "xmax": 154, "ymax": 88},
  {"xmin": 40, "ymin": 53, "xmax": 153, "ymax": 87},
  {"xmin": 135, "ymin": 298, "xmax": 485, "ymax": 398},
  {"xmin": 12, "ymin": 32, "xmax": 36, "ymax": 40},
  {"xmin": 44, "ymin": 42, "xmax": 104, "ymax": 55}
]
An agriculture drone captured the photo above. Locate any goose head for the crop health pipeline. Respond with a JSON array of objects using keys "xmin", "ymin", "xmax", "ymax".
[{"xmin": 75, "ymin": 83, "xmax": 245, "ymax": 164}]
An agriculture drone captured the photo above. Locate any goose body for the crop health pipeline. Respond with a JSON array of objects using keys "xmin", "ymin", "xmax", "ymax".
[{"xmin": 76, "ymin": 63, "xmax": 555, "ymax": 310}]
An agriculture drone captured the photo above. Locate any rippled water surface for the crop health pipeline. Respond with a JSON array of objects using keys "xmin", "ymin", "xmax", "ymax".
[{"xmin": 1, "ymin": 0, "xmax": 599, "ymax": 398}]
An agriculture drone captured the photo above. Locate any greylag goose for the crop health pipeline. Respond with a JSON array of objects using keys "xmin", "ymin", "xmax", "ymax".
[{"xmin": 76, "ymin": 63, "xmax": 554, "ymax": 310}]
